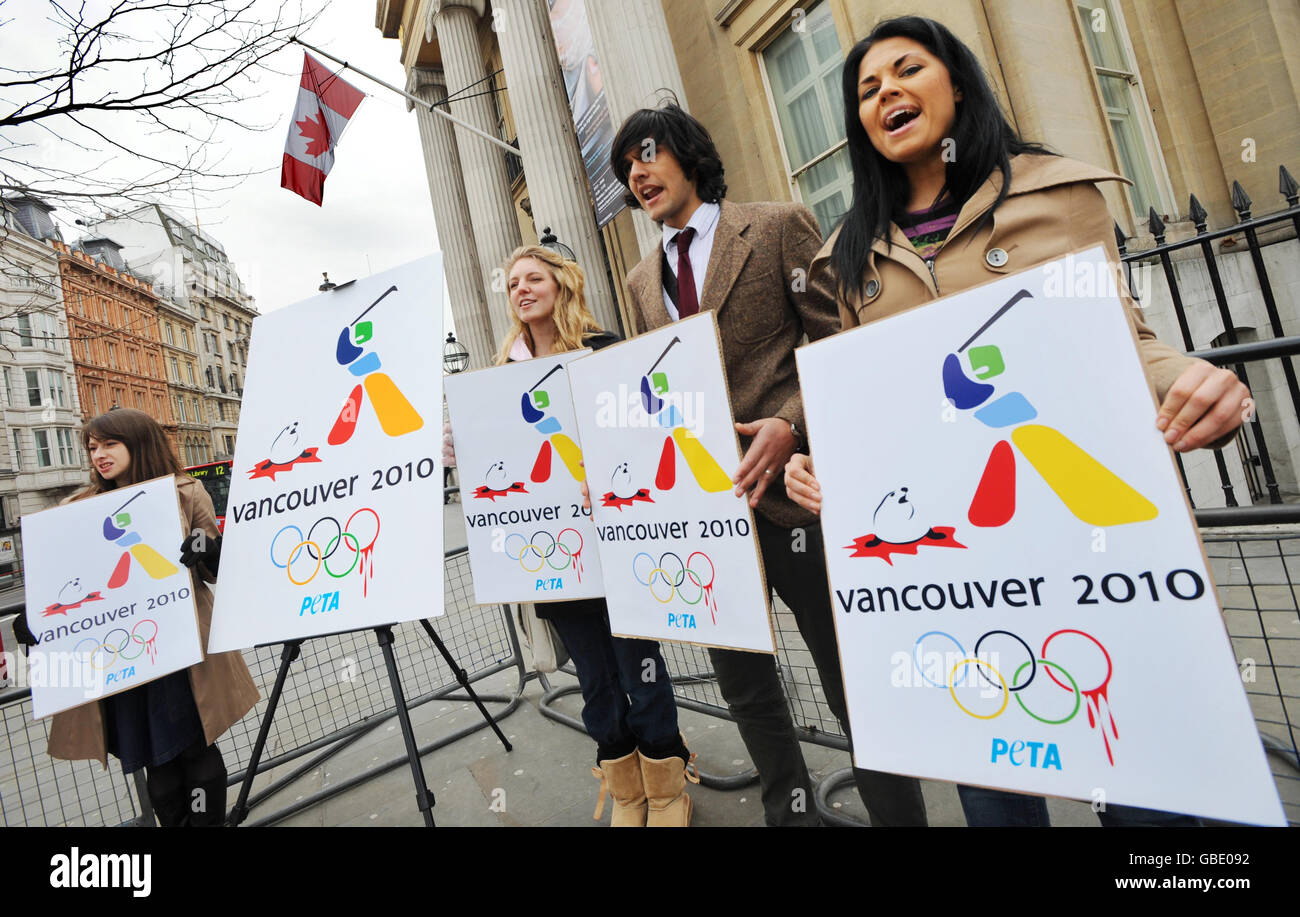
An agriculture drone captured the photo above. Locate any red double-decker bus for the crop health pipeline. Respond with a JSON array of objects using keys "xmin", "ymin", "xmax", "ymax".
[{"xmin": 185, "ymin": 460, "xmax": 233, "ymax": 531}]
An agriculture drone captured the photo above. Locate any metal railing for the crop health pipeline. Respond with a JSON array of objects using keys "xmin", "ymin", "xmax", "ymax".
[{"xmin": 1119, "ymin": 165, "xmax": 1300, "ymax": 509}]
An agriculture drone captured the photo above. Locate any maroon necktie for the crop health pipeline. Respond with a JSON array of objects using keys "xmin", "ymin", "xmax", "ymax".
[{"xmin": 673, "ymin": 227, "xmax": 698, "ymax": 318}]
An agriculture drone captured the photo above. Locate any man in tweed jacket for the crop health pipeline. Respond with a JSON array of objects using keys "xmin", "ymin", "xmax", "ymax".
[{"xmin": 610, "ymin": 103, "xmax": 927, "ymax": 826}]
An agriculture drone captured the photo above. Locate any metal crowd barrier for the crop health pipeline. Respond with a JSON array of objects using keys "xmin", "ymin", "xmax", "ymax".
[{"xmin": 0, "ymin": 547, "xmax": 527, "ymax": 827}]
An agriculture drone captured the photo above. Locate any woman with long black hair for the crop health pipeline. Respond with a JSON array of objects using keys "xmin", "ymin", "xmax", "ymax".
[{"xmin": 786, "ymin": 16, "xmax": 1251, "ymax": 826}]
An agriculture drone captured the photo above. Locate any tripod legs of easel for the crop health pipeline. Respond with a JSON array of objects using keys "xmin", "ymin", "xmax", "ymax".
[
  {"xmin": 374, "ymin": 624, "xmax": 436, "ymax": 827},
  {"xmin": 418, "ymin": 618, "xmax": 512, "ymax": 752},
  {"xmin": 227, "ymin": 640, "xmax": 302, "ymax": 827}
]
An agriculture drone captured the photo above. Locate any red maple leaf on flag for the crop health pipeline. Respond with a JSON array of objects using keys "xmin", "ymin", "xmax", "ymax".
[{"xmin": 295, "ymin": 111, "xmax": 331, "ymax": 157}]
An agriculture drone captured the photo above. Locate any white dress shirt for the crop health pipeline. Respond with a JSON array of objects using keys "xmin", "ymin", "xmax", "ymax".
[{"xmin": 660, "ymin": 201, "xmax": 721, "ymax": 321}]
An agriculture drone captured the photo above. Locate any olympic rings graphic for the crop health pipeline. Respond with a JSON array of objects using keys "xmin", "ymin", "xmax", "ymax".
[
  {"xmin": 270, "ymin": 510, "xmax": 379, "ymax": 586},
  {"xmin": 72, "ymin": 620, "xmax": 160, "ymax": 670},
  {"xmin": 504, "ymin": 528, "xmax": 584, "ymax": 575},
  {"xmin": 913, "ymin": 628, "xmax": 1106, "ymax": 728},
  {"xmin": 632, "ymin": 551, "xmax": 715, "ymax": 606}
]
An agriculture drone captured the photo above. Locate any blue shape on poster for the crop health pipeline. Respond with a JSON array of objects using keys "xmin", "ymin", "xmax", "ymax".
[
  {"xmin": 975, "ymin": 392, "xmax": 1038, "ymax": 428},
  {"xmin": 348, "ymin": 352, "xmax": 382, "ymax": 376},
  {"xmin": 943, "ymin": 353, "xmax": 995, "ymax": 409}
]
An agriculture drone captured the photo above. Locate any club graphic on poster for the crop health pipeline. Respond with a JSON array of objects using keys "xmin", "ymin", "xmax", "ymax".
[
  {"xmin": 445, "ymin": 351, "xmax": 605, "ymax": 604},
  {"xmin": 568, "ymin": 313, "xmax": 773, "ymax": 653},
  {"xmin": 207, "ymin": 257, "xmax": 444, "ymax": 651},
  {"xmin": 796, "ymin": 247, "xmax": 1283, "ymax": 824},
  {"xmin": 20, "ymin": 476, "xmax": 203, "ymax": 718}
]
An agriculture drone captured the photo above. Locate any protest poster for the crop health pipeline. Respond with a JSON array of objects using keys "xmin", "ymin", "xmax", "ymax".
[
  {"xmin": 445, "ymin": 351, "xmax": 605, "ymax": 604},
  {"xmin": 207, "ymin": 257, "xmax": 444, "ymax": 652},
  {"xmin": 568, "ymin": 313, "xmax": 773, "ymax": 653},
  {"xmin": 20, "ymin": 476, "xmax": 203, "ymax": 718},
  {"xmin": 796, "ymin": 246, "xmax": 1284, "ymax": 824}
]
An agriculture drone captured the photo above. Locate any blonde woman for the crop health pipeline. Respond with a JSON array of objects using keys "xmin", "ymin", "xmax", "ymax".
[{"xmin": 445, "ymin": 245, "xmax": 695, "ymax": 826}]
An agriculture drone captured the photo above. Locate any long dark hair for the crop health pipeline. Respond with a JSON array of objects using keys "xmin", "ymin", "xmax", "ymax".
[
  {"xmin": 830, "ymin": 16, "xmax": 1052, "ymax": 303},
  {"xmin": 610, "ymin": 102, "xmax": 727, "ymax": 211},
  {"xmin": 81, "ymin": 408, "xmax": 185, "ymax": 494}
]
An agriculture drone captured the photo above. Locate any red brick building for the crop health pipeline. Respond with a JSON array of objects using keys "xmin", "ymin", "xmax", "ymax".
[{"xmin": 53, "ymin": 239, "xmax": 177, "ymax": 445}]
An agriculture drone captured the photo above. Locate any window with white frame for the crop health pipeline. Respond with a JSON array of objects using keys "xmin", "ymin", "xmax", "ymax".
[
  {"xmin": 11, "ymin": 430, "xmax": 22, "ymax": 471},
  {"xmin": 176, "ymin": 395, "xmax": 187, "ymax": 423},
  {"xmin": 25, "ymin": 369, "xmax": 41, "ymax": 406},
  {"xmin": 48, "ymin": 372, "xmax": 65, "ymax": 407},
  {"xmin": 56, "ymin": 428, "xmax": 74, "ymax": 465},
  {"xmin": 34, "ymin": 429, "xmax": 51, "ymax": 467},
  {"xmin": 760, "ymin": 1, "xmax": 853, "ymax": 236},
  {"xmin": 1075, "ymin": 0, "xmax": 1169, "ymax": 220},
  {"xmin": 16, "ymin": 313, "xmax": 32, "ymax": 347}
]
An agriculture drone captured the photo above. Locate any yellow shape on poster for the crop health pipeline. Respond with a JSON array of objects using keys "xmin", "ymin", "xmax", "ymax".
[
  {"xmin": 1012, "ymin": 424, "xmax": 1158, "ymax": 526},
  {"xmin": 130, "ymin": 543, "xmax": 179, "ymax": 579},
  {"xmin": 551, "ymin": 433, "xmax": 585, "ymax": 481},
  {"xmin": 672, "ymin": 427, "xmax": 732, "ymax": 493},
  {"xmin": 365, "ymin": 373, "xmax": 424, "ymax": 436}
]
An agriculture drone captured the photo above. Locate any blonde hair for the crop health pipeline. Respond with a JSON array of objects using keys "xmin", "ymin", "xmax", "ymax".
[{"xmin": 494, "ymin": 245, "xmax": 602, "ymax": 364}]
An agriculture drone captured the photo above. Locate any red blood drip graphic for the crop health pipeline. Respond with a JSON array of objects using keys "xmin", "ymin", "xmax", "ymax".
[
  {"xmin": 247, "ymin": 447, "xmax": 323, "ymax": 481},
  {"xmin": 107, "ymin": 552, "xmax": 132, "ymax": 589},
  {"xmin": 655, "ymin": 436, "xmax": 676, "ymax": 491},
  {"xmin": 968, "ymin": 440, "xmax": 1016, "ymax": 527},
  {"xmin": 531, "ymin": 440, "xmax": 553, "ymax": 483},
  {"xmin": 1044, "ymin": 629, "xmax": 1117, "ymax": 766},
  {"xmin": 329, "ymin": 385, "xmax": 364, "ymax": 445},
  {"xmin": 41, "ymin": 592, "xmax": 104, "ymax": 617},
  {"xmin": 361, "ymin": 545, "xmax": 375, "ymax": 597},
  {"xmin": 844, "ymin": 526, "xmax": 966, "ymax": 565},
  {"xmin": 144, "ymin": 633, "xmax": 158, "ymax": 664}
]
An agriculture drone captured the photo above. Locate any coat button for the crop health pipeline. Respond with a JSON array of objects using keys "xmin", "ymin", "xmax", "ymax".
[
  {"xmin": 986, "ymin": 247, "xmax": 1008, "ymax": 268},
  {"xmin": 864, "ymin": 279, "xmax": 880, "ymax": 298}
]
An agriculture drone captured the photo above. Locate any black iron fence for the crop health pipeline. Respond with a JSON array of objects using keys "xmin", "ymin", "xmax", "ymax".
[{"xmin": 1118, "ymin": 165, "xmax": 1300, "ymax": 509}]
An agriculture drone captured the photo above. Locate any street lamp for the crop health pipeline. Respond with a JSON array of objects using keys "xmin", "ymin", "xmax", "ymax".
[
  {"xmin": 539, "ymin": 226, "xmax": 575, "ymax": 262},
  {"xmin": 443, "ymin": 332, "xmax": 469, "ymax": 374}
]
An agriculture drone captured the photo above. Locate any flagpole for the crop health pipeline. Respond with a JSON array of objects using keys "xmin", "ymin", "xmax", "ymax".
[{"xmin": 289, "ymin": 36, "xmax": 523, "ymax": 159}]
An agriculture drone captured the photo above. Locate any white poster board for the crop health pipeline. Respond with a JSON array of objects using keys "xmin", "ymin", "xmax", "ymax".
[
  {"xmin": 445, "ymin": 351, "xmax": 605, "ymax": 604},
  {"xmin": 19, "ymin": 477, "xmax": 203, "ymax": 718},
  {"xmin": 796, "ymin": 246, "xmax": 1284, "ymax": 825},
  {"xmin": 568, "ymin": 313, "xmax": 773, "ymax": 653},
  {"xmin": 208, "ymin": 257, "xmax": 445, "ymax": 651}
]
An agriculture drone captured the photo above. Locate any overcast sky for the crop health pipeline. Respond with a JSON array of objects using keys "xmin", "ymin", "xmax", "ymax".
[{"xmin": 5, "ymin": 2, "xmax": 454, "ymax": 332}]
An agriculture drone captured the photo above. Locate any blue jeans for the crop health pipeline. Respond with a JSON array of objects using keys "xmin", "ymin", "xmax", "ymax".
[
  {"xmin": 957, "ymin": 785, "xmax": 1202, "ymax": 826},
  {"xmin": 548, "ymin": 608, "xmax": 683, "ymax": 762}
]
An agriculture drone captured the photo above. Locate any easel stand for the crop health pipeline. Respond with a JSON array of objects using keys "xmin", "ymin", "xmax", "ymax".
[{"xmin": 227, "ymin": 619, "xmax": 510, "ymax": 827}]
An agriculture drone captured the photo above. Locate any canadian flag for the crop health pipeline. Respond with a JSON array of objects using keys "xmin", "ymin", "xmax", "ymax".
[{"xmin": 281, "ymin": 53, "xmax": 365, "ymax": 206}]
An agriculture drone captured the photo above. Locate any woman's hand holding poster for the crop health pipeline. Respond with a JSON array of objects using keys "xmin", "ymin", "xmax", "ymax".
[
  {"xmin": 567, "ymin": 313, "xmax": 774, "ymax": 653},
  {"xmin": 796, "ymin": 246, "xmax": 1283, "ymax": 825},
  {"xmin": 445, "ymin": 352, "xmax": 605, "ymax": 604},
  {"xmin": 20, "ymin": 476, "xmax": 203, "ymax": 718}
]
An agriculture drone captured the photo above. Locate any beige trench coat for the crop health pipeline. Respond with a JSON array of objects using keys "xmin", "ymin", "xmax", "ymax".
[
  {"xmin": 810, "ymin": 153, "xmax": 1197, "ymax": 403},
  {"xmin": 45, "ymin": 474, "xmax": 260, "ymax": 768}
]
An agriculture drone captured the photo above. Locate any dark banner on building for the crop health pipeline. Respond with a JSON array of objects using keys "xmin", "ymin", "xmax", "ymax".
[{"xmin": 548, "ymin": 0, "xmax": 624, "ymax": 228}]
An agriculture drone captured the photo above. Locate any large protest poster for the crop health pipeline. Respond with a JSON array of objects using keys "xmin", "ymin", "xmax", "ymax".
[
  {"xmin": 796, "ymin": 246, "xmax": 1284, "ymax": 824},
  {"xmin": 20, "ymin": 476, "xmax": 203, "ymax": 718},
  {"xmin": 547, "ymin": 0, "xmax": 623, "ymax": 227},
  {"xmin": 568, "ymin": 313, "xmax": 773, "ymax": 653},
  {"xmin": 207, "ymin": 257, "xmax": 444, "ymax": 652},
  {"xmin": 445, "ymin": 351, "xmax": 605, "ymax": 604}
]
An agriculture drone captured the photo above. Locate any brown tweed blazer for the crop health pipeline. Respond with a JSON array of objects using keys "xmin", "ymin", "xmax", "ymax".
[{"xmin": 625, "ymin": 199, "xmax": 840, "ymax": 528}]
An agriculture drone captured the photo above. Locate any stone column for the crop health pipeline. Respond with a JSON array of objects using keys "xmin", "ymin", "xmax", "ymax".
[
  {"xmin": 586, "ymin": 0, "xmax": 690, "ymax": 258},
  {"xmin": 430, "ymin": 0, "xmax": 521, "ymax": 342},
  {"xmin": 493, "ymin": 0, "xmax": 620, "ymax": 333},
  {"xmin": 408, "ymin": 67, "xmax": 495, "ymax": 370}
]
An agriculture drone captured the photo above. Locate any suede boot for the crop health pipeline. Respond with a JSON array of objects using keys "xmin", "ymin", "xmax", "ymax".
[
  {"xmin": 639, "ymin": 747, "xmax": 699, "ymax": 827},
  {"xmin": 591, "ymin": 750, "xmax": 647, "ymax": 827}
]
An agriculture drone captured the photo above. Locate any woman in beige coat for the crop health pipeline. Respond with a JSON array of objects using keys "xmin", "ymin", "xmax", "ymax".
[
  {"xmin": 785, "ymin": 16, "xmax": 1251, "ymax": 826},
  {"xmin": 37, "ymin": 408, "xmax": 259, "ymax": 825}
]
